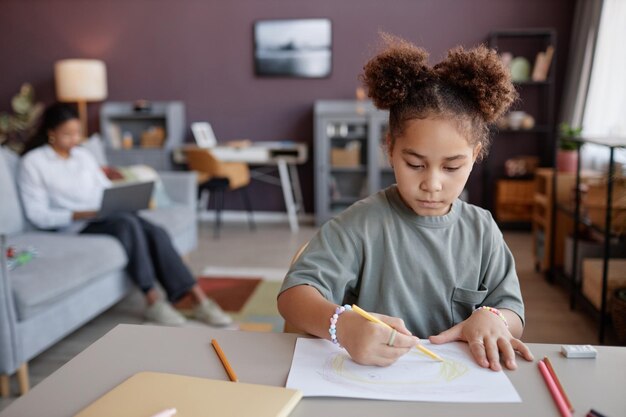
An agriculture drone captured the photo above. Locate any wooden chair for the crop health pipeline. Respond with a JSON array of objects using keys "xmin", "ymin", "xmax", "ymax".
[{"xmin": 184, "ymin": 147, "xmax": 255, "ymax": 238}]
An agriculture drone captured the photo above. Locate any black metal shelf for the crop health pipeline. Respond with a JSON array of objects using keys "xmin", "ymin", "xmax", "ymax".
[
  {"xmin": 554, "ymin": 268, "xmax": 620, "ymax": 329},
  {"xmin": 549, "ymin": 136, "xmax": 626, "ymax": 344},
  {"xmin": 556, "ymin": 203, "xmax": 625, "ymax": 239}
]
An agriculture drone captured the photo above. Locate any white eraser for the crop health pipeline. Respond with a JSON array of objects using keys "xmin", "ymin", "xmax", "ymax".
[{"xmin": 561, "ymin": 344, "xmax": 597, "ymax": 358}]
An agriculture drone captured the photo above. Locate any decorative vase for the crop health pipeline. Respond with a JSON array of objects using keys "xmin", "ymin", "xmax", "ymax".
[{"xmin": 556, "ymin": 150, "xmax": 578, "ymax": 173}]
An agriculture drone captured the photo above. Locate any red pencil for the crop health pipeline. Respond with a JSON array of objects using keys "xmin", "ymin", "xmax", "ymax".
[
  {"xmin": 543, "ymin": 356, "xmax": 574, "ymax": 412},
  {"xmin": 538, "ymin": 359, "xmax": 572, "ymax": 417}
]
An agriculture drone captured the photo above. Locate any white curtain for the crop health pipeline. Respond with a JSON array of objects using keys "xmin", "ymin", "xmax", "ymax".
[
  {"xmin": 581, "ymin": 0, "xmax": 626, "ymax": 171},
  {"xmin": 560, "ymin": 0, "xmax": 603, "ymax": 128}
]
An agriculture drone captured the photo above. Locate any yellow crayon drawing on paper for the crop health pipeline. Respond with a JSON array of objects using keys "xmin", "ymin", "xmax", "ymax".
[
  {"xmin": 286, "ymin": 339, "xmax": 521, "ymax": 403},
  {"xmin": 329, "ymin": 349, "xmax": 469, "ymax": 386}
]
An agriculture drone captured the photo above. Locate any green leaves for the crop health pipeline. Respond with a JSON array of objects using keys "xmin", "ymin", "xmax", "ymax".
[
  {"xmin": 558, "ymin": 122, "xmax": 582, "ymax": 151},
  {"xmin": 0, "ymin": 83, "xmax": 43, "ymax": 153}
]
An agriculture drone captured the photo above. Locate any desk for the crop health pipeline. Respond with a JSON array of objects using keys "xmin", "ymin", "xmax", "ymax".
[
  {"xmin": 175, "ymin": 142, "xmax": 308, "ymax": 232},
  {"xmin": 2, "ymin": 324, "xmax": 624, "ymax": 417}
]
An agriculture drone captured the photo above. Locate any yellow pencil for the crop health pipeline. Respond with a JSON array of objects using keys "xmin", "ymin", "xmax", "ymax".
[
  {"xmin": 351, "ymin": 304, "xmax": 444, "ymax": 362},
  {"xmin": 211, "ymin": 338, "xmax": 239, "ymax": 382}
]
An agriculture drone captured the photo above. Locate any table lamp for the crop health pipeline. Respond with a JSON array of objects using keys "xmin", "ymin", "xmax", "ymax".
[{"xmin": 54, "ymin": 59, "xmax": 107, "ymax": 138}]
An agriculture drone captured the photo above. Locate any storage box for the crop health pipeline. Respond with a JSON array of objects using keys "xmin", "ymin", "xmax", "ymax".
[
  {"xmin": 331, "ymin": 141, "xmax": 361, "ymax": 168},
  {"xmin": 582, "ymin": 258, "xmax": 626, "ymax": 311},
  {"xmin": 496, "ymin": 179, "xmax": 535, "ymax": 222},
  {"xmin": 564, "ymin": 237, "xmax": 626, "ymax": 284},
  {"xmin": 140, "ymin": 126, "xmax": 165, "ymax": 148},
  {"xmin": 583, "ymin": 177, "xmax": 626, "ymax": 234}
]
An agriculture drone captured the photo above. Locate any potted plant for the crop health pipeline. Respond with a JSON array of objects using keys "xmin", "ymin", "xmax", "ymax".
[
  {"xmin": 0, "ymin": 83, "xmax": 43, "ymax": 154},
  {"xmin": 557, "ymin": 122, "xmax": 582, "ymax": 173}
]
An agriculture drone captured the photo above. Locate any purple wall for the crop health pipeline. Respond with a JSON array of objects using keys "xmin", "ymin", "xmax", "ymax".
[{"xmin": 1, "ymin": 0, "xmax": 574, "ymax": 212}]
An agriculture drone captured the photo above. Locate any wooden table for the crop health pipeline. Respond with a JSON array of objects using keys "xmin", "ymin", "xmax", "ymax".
[{"xmin": 1, "ymin": 324, "xmax": 624, "ymax": 417}]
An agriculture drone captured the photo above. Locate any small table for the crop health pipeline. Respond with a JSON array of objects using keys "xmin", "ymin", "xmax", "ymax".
[
  {"xmin": 2, "ymin": 324, "xmax": 625, "ymax": 417},
  {"xmin": 175, "ymin": 142, "xmax": 308, "ymax": 232}
]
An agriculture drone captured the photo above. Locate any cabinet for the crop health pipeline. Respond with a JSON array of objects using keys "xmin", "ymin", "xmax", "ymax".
[
  {"xmin": 100, "ymin": 101, "xmax": 185, "ymax": 170},
  {"xmin": 314, "ymin": 100, "xmax": 389, "ymax": 226},
  {"xmin": 551, "ymin": 136, "xmax": 626, "ymax": 343},
  {"xmin": 486, "ymin": 29, "xmax": 557, "ymax": 222},
  {"xmin": 532, "ymin": 168, "xmax": 577, "ymax": 272}
]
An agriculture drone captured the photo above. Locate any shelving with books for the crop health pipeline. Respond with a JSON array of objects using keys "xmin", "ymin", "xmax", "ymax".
[
  {"xmin": 314, "ymin": 100, "xmax": 388, "ymax": 226},
  {"xmin": 485, "ymin": 29, "xmax": 557, "ymax": 226},
  {"xmin": 100, "ymin": 101, "xmax": 185, "ymax": 170}
]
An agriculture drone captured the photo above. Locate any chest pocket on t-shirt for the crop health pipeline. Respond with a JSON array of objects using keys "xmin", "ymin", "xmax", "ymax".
[{"xmin": 451, "ymin": 284, "xmax": 488, "ymax": 324}]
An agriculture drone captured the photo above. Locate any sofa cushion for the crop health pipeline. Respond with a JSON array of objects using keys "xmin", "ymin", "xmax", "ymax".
[
  {"xmin": 82, "ymin": 134, "xmax": 108, "ymax": 166},
  {"xmin": 8, "ymin": 232, "xmax": 128, "ymax": 320},
  {"xmin": 139, "ymin": 205, "xmax": 195, "ymax": 241},
  {"xmin": 0, "ymin": 146, "xmax": 24, "ymax": 234}
]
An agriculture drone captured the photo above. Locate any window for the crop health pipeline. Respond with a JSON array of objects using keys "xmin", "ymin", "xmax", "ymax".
[{"xmin": 581, "ymin": 0, "xmax": 626, "ymax": 170}]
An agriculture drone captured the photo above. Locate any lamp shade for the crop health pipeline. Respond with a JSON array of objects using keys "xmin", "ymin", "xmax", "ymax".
[{"xmin": 54, "ymin": 59, "xmax": 107, "ymax": 102}]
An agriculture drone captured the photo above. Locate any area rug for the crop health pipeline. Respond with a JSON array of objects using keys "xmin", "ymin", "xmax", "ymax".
[{"xmin": 174, "ymin": 276, "xmax": 285, "ymax": 332}]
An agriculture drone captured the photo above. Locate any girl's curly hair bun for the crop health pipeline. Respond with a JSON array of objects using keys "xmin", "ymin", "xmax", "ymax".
[
  {"xmin": 362, "ymin": 33, "xmax": 434, "ymax": 110},
  {"xmin": 434, "ymin": 45, "xmax": 517, "ymax": 123}
]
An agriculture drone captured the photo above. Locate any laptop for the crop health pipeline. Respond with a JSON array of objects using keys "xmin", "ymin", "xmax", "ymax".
[
  {"xmin": 97, "ymin": 181, "xmax": 155, "ymax": 218},
  {"xmin": 191, "ymin": 122, "xmax": 218, "ymax": 148}
]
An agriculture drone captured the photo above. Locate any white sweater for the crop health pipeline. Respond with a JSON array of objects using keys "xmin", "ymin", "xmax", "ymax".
[{"xmin": 18, "ymin": 145, "xmax": 111, "ymax": 231}]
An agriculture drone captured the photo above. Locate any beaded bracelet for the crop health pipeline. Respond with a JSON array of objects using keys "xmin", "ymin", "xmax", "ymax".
[
  {"xmin": 329, "ymin": 304, "xmax": 352, "ymax": 346},
  {"xmin": 473, "ymin": 306, "xmax": 508, "ymax": 328}
]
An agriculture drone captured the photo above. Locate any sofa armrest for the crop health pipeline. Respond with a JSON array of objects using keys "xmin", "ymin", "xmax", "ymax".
[
  {"xmin": 158, "ymin": 171, "xmax": 198, "ymax": 208},
  {"xmin": 0, "ymin": 234, "xmax": 21, "ymax": 375}
]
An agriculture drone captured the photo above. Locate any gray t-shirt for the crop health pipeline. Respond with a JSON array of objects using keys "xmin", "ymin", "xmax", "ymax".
[{"xmin": 280, "ymin": 186, "xmax": 524, "ymax": 338}]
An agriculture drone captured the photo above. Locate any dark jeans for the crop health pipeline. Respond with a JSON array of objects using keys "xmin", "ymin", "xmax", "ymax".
[{"xmin": 80, "ymin": 212, "xmax": 195, "ymax": 303}]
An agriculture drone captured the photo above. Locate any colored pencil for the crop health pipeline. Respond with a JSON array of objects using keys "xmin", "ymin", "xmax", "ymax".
[
  {"xmin": 544, "ymin": 356, "xmax": 574, "ymax": 412},
  {"xmin": 588, "ymin": 409, "xmax": 608, "ymax": 417},
  {"xmin": 538, "ymin": 359, "xmax": 572, "ymax": 417},
  {"xmin": 351, "ymin": 304, "xmax": 444, "ymax": 362},
  {"xmin": 211, "ymin": 338, "xmax": 239, "ymax": 382}
]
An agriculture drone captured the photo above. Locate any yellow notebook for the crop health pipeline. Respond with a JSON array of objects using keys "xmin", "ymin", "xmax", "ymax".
[{"xmin": 74, "ymin": 372, "xmax": 302, "ymax": 417}]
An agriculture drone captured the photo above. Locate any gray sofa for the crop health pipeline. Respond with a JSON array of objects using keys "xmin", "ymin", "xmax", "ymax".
[{"xmin": 0, "ymin": 146, "xmax": 197, "ymax": 396}]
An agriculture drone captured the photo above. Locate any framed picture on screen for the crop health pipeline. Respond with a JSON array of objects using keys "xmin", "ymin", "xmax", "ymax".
[{"xmin": 254, "ymin": 18, "xmax": 332, "ymax": 78}]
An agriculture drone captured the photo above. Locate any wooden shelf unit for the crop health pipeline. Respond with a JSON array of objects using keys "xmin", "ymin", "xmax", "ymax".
[
  {"xmin": 495, "ymin": 178, "xmax": 535, "ymax": 223},
  {"xmin": 485, "ymin": 29, "xmax": 557, "ymax": 223},
  {"xmin": 532, "ymin": 168, "xmax": 577, "ymax": 272}
]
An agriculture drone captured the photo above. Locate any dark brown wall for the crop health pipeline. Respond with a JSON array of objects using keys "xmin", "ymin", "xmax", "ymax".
[{"xmin": 1, "ymin": 0, "xmax": 574, "ymax": 212}]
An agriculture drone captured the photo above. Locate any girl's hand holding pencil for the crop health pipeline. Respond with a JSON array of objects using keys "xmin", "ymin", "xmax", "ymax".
[
  {"xmin": 337, "ymin": 309, "xmax": 420, "ymax": 367},
  {"xmin": 351, "ymin": 305, "xmax": 444, "ymax": 362}
]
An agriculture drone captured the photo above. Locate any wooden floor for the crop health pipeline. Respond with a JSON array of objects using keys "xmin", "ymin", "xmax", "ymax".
[{"xmin": 0, "ymin": 222, "xmax": 614, "ymax": 410}]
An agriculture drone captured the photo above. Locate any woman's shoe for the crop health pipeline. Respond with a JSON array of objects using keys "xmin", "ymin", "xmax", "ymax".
[
  {"xmin": 194, "ymin": 299, "xmax": 233, "ymax": 326},
  {"xmin": 145, "ymin": 300, "xmax": 187, "ymax": 326}
]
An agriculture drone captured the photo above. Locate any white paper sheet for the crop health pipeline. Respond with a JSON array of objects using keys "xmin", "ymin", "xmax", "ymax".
[{"xmin": 286, "ymin": 338, "xmax": 521, "ymax": 403}]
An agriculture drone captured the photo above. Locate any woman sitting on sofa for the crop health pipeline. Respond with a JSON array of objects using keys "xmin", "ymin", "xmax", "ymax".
[{"xmin": 19, "ymin": 102, "xmax": 232, "ymax": 327}]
